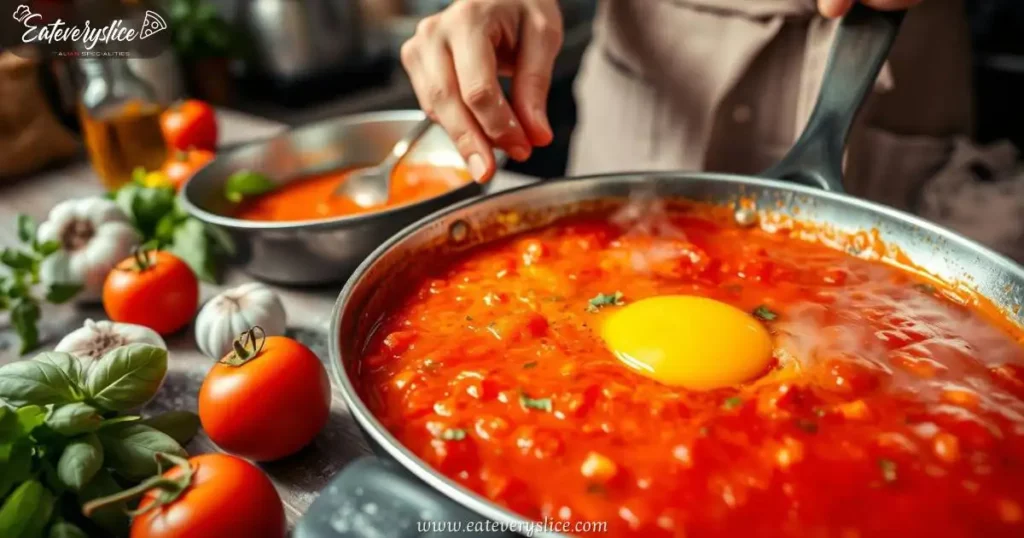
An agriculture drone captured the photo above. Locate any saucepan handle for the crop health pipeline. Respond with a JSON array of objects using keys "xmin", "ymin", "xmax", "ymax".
[
  {"xmin": 295, "ymin": 457, "xmax": 519, "ymax": 538},
  {"xmin": 762, "ymin": 4, "xmax": 906, "ymax": 192}
]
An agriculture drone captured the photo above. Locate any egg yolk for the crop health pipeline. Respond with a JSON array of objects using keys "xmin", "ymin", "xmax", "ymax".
[{"xmin": 600, "ymin": 295, "xmax": 774, "ymax": 389}]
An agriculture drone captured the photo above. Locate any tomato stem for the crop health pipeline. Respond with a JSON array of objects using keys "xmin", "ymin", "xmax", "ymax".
[
  {"xmin": 220, "ymin": 326, "xmax": 267, "ymax": 366},
  {"xmin": 130, "ymin": 245, "xmax": 157, "ymax": 272},
  {"xmin": 82, "ymin": 453, "xmax": 194, "ymax": 518}
]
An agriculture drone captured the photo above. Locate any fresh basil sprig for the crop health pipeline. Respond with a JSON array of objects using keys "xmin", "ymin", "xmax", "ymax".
[
  {"xmin": 113, "ymin": 170, "xmax": 234, "ymax": 283},
  {"xmin": 1, "ymin": 215, "xmax": 81, "ymax": 354},
  {"xmin": 0, "ymin": 345, "xmax": 199, "ymax": 538}
]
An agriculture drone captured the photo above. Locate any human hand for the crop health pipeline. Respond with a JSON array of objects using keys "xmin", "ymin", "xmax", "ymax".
[
  {"xmin": 818, "ymin": 0, "xmax": 924, "ymax": 18},
  {"xmin": 400, "ymin": 0, "xmax": 563, "ymax": 182}
]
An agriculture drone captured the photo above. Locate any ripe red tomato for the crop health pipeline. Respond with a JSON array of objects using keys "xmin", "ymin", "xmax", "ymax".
[
  {"xmin": 103, "ymin": 250, "xmax": 199, "ymax": 335},
  {"xmin": 161, "ymin": 100, "xmax": 218, "ymax": 151},
  {"xmin": 199, "ymin": 331, "xmax": 331, "ymax": 461},
  {"xmin": 163, "ymin": 149, "xmax": 214, "ymax": 191},
  {"xmin": 130, "ymin": 454, "xmax": 285, "ymax": 538}
]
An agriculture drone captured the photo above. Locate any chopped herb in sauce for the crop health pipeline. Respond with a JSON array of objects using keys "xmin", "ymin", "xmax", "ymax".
[
  {"xmin": 520, "ymin": 392, "xmax": 553, "ymax": 412},
  {"xmin": 722, "ymin": 396, "xmax": 743, "ymax": 410},
  {"xmin": 440, "ymin": 428, "xmax": 467, "ymax": 441},
  {"xmin": 794, "ymin": 418, "xmax": 818, "ymax": 434},
  {"xmin": 587, "ymin": 291, "xmax": 625, "ymax": 313},
  {"xmin": 698, "ymin": 426, "xmax": 710, "ymax": 437},
  {"xmin": 523, "ymin": 361, "xmax": 539, "ymax": 369},
  {"xmin": 878, "ymin": 458, "xmax": 898, "ymax": 483},
  {"xmin": 465, "ymin": 315, "xmax": 474, "ymax": 322},
  {"xmin": 586, "ymin": 483, "xmax": 606, "ymax": 495},
  {"xmin": 752, "ymin": 305, "xmax": 778, "ymax": 321}
]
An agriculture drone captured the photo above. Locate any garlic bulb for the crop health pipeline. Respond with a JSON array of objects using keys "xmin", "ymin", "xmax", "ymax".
[
  {"xmin": 37, "ymin": 197, "xmax": 141, "ymax": 300},
  {"xmin": 55, "ymin": 319, "xmax": 166, "ymax": 370},
  {"xmin": 195, "ymin": 283, "xmax": 287, "ymax": 359}
]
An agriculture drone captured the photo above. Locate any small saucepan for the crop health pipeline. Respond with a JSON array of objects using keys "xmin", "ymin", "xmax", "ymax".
[
  {"xmin": 298, "ymin": 6, "xmax": 1024, "ymax": 538},
  {"xmin": 180, "ymin": 111, "xmax": 498, "ymax": 285}
]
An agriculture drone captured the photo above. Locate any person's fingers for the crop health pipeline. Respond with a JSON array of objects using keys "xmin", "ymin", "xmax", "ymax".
[
  {"xmin": 448, "ymin": 18, "xmax": 532, "ymax": 161},
  {"xmin": 817, "ymin": 0, "xmax": 855, "ymax": 18},
  {"xmin": 860, "ymin": 0, "xmax": 923, "ymax": 9},
  {"xmin": 819, "ymin": 0, "xmax": 920, "ymax": 17},
  {"xmin": 511, "ymin": 4, "xmax": 562, "ymax": 146},
  {"xmin": 414, "ymin": 41, "xmax": 497, "ymax": 183}
]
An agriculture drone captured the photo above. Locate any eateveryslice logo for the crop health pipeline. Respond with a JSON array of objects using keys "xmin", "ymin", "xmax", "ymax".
[
  {"xmin": 13, "ymin": 3, "xmax": 166, "ymax": 49},
  {"xmin": 2, "ymin": 0, "xmax": 171, "ymax": 58}
]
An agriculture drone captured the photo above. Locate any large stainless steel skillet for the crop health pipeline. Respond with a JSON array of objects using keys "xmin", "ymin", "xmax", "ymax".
[{"xmin": 297, "ymin": 5, "xmax": 1024, "ymax": 537}]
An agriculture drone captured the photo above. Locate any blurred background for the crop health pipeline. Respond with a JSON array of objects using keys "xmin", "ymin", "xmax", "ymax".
[
  {"xmin": 0, "ymin": 0, "xmax": 1014, "ymax": 184},
  {"xmin": 16, "ymin": 0, "xmax": 1024, "ymax": 178}
]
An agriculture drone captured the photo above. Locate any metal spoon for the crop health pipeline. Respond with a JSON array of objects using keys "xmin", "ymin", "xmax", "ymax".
[{"xmin": 333, "ymin": 117, "xmax": 435, "ymax": 207}]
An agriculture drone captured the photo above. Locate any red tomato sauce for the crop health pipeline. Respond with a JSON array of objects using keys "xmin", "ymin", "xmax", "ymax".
[
  {"xmin": 235, "ymin": 163, "xmax": 470, "ymax": 222},
  {"xmin": 357, "ymin": 202, "xmax": 1024, "ymax": 538}
]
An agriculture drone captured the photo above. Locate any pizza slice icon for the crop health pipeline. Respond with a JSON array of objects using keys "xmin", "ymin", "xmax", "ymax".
[{"xmin": 139, "ymin": 10, "xmax": 167, "ymax": 39}]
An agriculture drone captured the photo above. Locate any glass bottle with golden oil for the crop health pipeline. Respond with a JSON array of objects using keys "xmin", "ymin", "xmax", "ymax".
[{"xmin": 78, "ymin": 58, "xmax": 168, "ymax": 191}]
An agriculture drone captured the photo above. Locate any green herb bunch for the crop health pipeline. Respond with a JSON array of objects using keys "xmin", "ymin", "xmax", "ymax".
[
  {"xmin": 164, "ymin": 0, "xmax": 237, "ymax": 60},
  {"xmin": 0, "ymin": 216, "xmax": 81, "ymax": 354},
  {"xmin": 114, "ymin": 168, "xmax": 234, "ymax": 284},
  {"xmin": 0, "ymin": 344, "xmax": 199, "ymax": 537}
]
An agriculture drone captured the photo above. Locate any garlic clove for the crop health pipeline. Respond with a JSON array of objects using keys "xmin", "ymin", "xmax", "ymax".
[{"xmin": 56, "ymin": 319, "xmax": 167, "ymax": 372}]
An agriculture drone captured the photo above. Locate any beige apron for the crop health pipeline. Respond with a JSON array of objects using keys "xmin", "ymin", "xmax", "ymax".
[{"xmin": 567, "ymin": 0, "xmax": 973, "ymax": 211}]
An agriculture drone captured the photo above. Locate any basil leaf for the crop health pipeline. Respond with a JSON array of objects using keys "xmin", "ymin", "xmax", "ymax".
[
  {"xmin": 224, "ymin": 169, "xmax": 276, "ymax": 203},
  {"xmin": 140, "ymin": 411, "xmax": 200, "ymax": 446},
  {"xmin": 0, "ymin": 248, "xmax": 35, "ymax": 271},
  {"xmin": 78, "ymin": 469, "xmax": 129, "ymax": 537},
  {"xmin": 49, "ymin": 521, "xmax": 89, "ymax": 538},
  {"xmin": 85, "ymin": 344, "xmax": 167, "ymax": 411},
  {"xmin": 35, "ymin": 240, "xmax": 61, "ymax": 257},
  {"xmin": 58, "ymin": 433, "xmax": 104, "ymax": 491},
  {"xmin": 33, "ymin": 352, "xmax": 85, "ymax": 389},
  {"xmin": 0, "ymin": 359, "xmax": 80, "ymax": 407},
  {"xmin": 167, "ymin": 218, "xmax": 217, "ymax": 283},
  {"xmin": 45, "ymin": 284, "xmax": 82, "ymax": 304},
  {"xmin": 46, "ymin": 402, "xmax": 102, "ymax": 436},
  {"xmin": 114, "ymin": 183, "xmax": 141, "ymax": 223},
  {"xmin": 10, "ymin": 298, "xmax": 41, "ymax": 355},
  {"xmin": 0, "ymin": 444, "xmax": 32, "ymax": 498},
  {"xmin": 99, "ymin": 423, "xmax": 185, "ymax": 480},
  {"xmin": 0, "ymin": 480, "xmax": 54, "ymax": 538},
  {"xmin": 0, "ymin": 407, "xmax": 16, "ymax": 442},
  {"xmin": 17, "ymin": 215, "xmax": 36, "ymax": 244},
  {"xmin": 15, "ymin": 405, "xmax": 47, "ymax": 436}
]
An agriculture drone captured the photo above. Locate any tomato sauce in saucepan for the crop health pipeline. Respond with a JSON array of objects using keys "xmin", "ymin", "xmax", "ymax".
[
  {"xmin": 235, "ymin": 164, "xmax": 470, "ymax": 222},
  {"xmin": 358, "ymin": 202, "xmax": 1024, "ymax": 538}
]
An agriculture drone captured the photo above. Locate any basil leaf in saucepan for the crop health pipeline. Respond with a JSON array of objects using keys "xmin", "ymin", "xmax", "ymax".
[
  {"xmin": 46, "ymin": 402, "xmax": 103, "ymax": 437},
  {"xmin": 58, "ymin": 433, "xmax": 104, "ymax": 492},
  {"xmin": 85, "ymin": 344, "xmax": 167, "ymax": 412},
  {"xmin": 49, "ymin": 521, "xmax": 89, "ymax": 538},
  {"xmin": 99, "ymin": 423, "xmax": 185, "ymax": 480},
  {"xmin": 0, "ymin": 357, "xmax": 80, "ymax": 407},
  {"xmin": 224, "ymin": 169, "xmax": 276, "ymax": 203},
  {"xmin": 140, "ymin": 411, "xmax": 201, "ymax": 446},
  {"xmin": 0, "ymin": 480, "xmax": 54, "ymax": 538}
]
